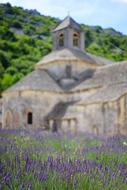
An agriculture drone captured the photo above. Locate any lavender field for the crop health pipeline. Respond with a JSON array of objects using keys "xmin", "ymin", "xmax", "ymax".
[{"xmin": 0, "ymin": 129, "xmax": 127, "ymax": 190}]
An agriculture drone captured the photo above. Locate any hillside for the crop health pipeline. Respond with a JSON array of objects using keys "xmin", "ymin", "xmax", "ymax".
[{"xmin": 0, "ymin": 3, "xmax": 127, "ymax": 94}]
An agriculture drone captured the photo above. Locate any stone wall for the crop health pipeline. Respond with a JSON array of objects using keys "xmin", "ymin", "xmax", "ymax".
[
  {"xmin": 2, "ymin": 89, "xmax": 127, "ymax": 136},
  {"xmin": 39, "ymin": 61, "xmax": 97, "ymax": 80},
  {"xmin": 2, "ymin": 90, "xmax": 87, "ymax": 130},
  {"xmin": 2, "ymin": 91, "xmax": 62, "ymax": 128},
  {"xmin": 77, "ymin": 94, "xmax": 127, "ymax": 136},
  {"xmin": 0, "ymin": 99, "xmax": 2, "ymax": 128}
]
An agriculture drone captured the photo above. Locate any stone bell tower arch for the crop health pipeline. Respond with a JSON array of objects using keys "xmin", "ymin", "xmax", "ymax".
[{"xmin": 52, "ymin": 16, "xmax": 85, "ymax": 51}]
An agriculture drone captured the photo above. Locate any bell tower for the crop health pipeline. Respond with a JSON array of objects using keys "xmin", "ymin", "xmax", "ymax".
[{"xmin": 52, "ymin": 16, "xmax": 85, "ymax": 52}]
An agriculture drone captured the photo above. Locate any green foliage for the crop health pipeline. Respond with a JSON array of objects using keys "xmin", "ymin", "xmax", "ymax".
[
  {"xmin": 11, "ymin": 21, "xmax": 22, "ymax": 29},
  {"xmin": 0, "ymin": 50, "xmax": 11, "ymax": 69},
  {"xmin": 1, "ymin": 73, "xmax": 13, "ymax": 90},
  {"xmin": 82, "ymin": 24, "xmax": 127, "ymax": 61},
  {"xmin": 6, "ymin": 66, "xmax": 18, "ymax": 75},
  {"xmin": 11, "ymin": 72, "xmax": 24, "ymax": 83},
  {"xmin": 0, "ymin": 2, "xmax": 127, "ymax": 92}
]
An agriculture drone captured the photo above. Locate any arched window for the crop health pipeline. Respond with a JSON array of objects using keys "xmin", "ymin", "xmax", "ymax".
[
  {"xmin": 27, "ymin": 112, "xmax": 33, "ymax": 124},
  {"xmin": 5, "ymin": 111, "xmax": 13, "ymax": 128},
  {"xmin": 59, "ymin": 33, "xmax": 64, "ymax": 47},
  {"xmin": 73, "ymin": 32, "xmax": 79, "ymax": 47}
]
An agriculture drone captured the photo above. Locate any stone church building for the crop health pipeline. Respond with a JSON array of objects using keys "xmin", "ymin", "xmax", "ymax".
[{"xmin": 1, "ymin": 16, "xmax": 127, "ymax": 135}]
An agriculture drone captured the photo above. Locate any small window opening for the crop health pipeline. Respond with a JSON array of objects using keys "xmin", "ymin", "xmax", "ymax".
[
  {"xmin": 73, "ymin": 33, "xmax": 79, "ymax": 47},
  {"xmin": 66, "ymin": 65, "xmax": 72, "ymax": 78},
  {"xmin": 27, "ymin": 112, "xmax": 33, "ymax": 124},
  {"xmin": 59, "ymin": 33, "xmax": 64, "ymax": 47}
]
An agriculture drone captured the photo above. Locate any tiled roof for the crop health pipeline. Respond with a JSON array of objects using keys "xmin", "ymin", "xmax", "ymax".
[
  {"xmin": 4, "ymin": 69, "xmax": 63, "ymax": 93},
  {"xmin": 53, "ymin": 16, "xmax": 83, "ymax": 32},
  {"xmin": 37, "ymin": 48, "xmax": 113, "ymax": 66}
]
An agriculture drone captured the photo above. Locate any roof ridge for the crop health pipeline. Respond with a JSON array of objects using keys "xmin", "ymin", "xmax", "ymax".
[
  {"xmin": 53, "ymin": 16, "xmax": 83, "ymax": 32},
  {"xmin": 43, "ymin": 69, "xmax": 62, "ymax": 89}
]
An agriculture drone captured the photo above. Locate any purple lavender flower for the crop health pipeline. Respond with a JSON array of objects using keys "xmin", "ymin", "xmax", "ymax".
[
  {"xmin": 3, "ymin": 172, "xmax": 11, "ymax": 183},
  {"xmin": 19, "ymin": 180, "xmax": 24, "ymax": 190}
]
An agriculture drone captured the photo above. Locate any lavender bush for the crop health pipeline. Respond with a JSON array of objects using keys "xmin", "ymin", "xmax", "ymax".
[{"xmin": 0, "ymin": 129, "xmax": 127, "ymax": 189}]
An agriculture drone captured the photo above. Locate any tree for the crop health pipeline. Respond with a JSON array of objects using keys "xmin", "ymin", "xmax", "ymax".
[
  {"xmin": 0, "ymin": 51, "xmax": 10, "ymax": 68},
  {"xmin": 11, "ymin": 73, "xmax": 24, "ymax": 84},
  {"xmin": 6, "ymin": 66, "xmax": 18, "ymax": 75},
  {"xmin": 1, "ymin": 73, "xmax": 13, "ymax": 90},
  {"xmin": 11, "ymin": 21, "xmax": 22, "ymax": 29},
  {"xmin": 0, "ymin": 63, "xmax": 4, "ymax": 76}
]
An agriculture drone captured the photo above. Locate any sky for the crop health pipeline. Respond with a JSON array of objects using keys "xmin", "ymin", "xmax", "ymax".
[{"xmin": 1, "ymin": 0, "xmax": 127, "ymax": 34}]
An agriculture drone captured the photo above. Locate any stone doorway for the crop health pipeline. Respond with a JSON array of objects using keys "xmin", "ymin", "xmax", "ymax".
[
  {"xmin": 48, "ymin": 119, "xmax": 60, "ymax": 132},
  {"xmin": 92, "ymin": 125, "xmax": 99, "ymax": 135}
]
